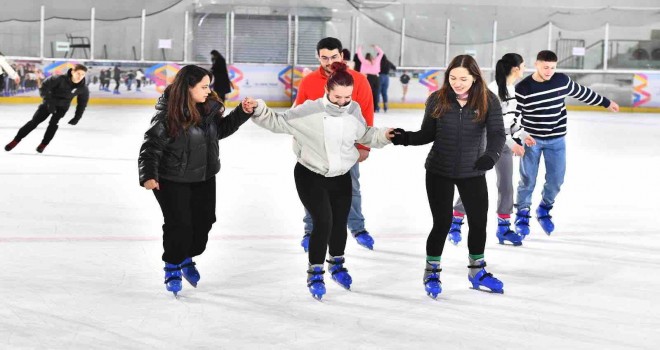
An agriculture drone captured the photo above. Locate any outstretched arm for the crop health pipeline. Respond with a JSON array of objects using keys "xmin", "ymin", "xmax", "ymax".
[{"xmin": 251, "ymin": 99, "xmax": 297, "ymax": 135}]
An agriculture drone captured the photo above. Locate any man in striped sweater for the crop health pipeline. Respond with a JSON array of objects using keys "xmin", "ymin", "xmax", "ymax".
[{"xmin": 513, "ymin": 50, "xmax": 619, "ymax": 237}]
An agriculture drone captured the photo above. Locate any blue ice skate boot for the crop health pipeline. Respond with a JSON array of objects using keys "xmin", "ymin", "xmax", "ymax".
[
  {"xmin": 536, "ymin": 203, "xmax": 555, "ymax": 235},
  {"xmin": 353, "ymin": 230, "xmax": 374, "ymax": 250},
  {"xmin": 180, "ymin": 257, "xmax": 200, "ymax": 288},
  {"xmin": 326, "ymin": 256, "xmax": 352, "ymax": 290},
  {"xmin": 514, "ymin": 208, "xmax": 531, "ymax": 239},
  {"xmin": 164, "ymin": 262, "xmax": 183, "ymax": 296},
  {"xmin": 306, "ymin": 265, "xmax": 326, "ymax": 300},
  {"xmin": 301, "ymin": 233, "xmax": 311, "ymax": 253},
  {"xmin": 423, "ymin": 261, "xmax": 442, "ymax": 299},
  {"xmin": 496, "ymin": 218, "xmax": 523, "ymax": 246},
  {"xmin": 447, "ymin": 216, "xmax": 464, "ymax": 245},
  {"xmin": 468, "ymin": 260, "xmax": 503, "ymax": 293}
]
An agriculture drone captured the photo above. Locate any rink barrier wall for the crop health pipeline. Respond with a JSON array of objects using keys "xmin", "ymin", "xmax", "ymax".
[
  {"xmin": 2, "ymin": 60, "xmax": 660, "ymax": 111},
  {"xmin": 1, "ymin": 97, "xmax": 659, "ymax": 113}
]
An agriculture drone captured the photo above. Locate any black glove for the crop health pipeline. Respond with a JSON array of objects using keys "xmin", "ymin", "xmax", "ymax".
[
  {"xmin": 391, "ymin": 128, "xmax": 409, "ymax": 146},
  {"xmin": 45, "ymin": 100, "xmax": 56, "ymax": 114},
  {"xmin": 473, "ymin": 155, "xmax": 495, "ymax": 171},
  {"xmin": 68, "ymin": 118, "xmax": 80, "ymax": 126}
]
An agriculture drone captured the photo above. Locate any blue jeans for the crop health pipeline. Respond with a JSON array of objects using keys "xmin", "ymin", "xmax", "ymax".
[
  {"xmin": 304, "ymin": 162, "xmax": 365, "ymax": 234},
  {"xmin": 377, "ymin": 74, "xmax": 390, "ymax": 112},
  {"xmin": 516, "ymin": 136, "xmax": 566, "ymax": 210}
]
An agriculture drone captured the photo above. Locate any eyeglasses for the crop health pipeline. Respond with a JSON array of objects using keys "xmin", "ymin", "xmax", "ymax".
[{"xmin": 319, "ymin": 55, "xmax": 340, "ymax": 62}]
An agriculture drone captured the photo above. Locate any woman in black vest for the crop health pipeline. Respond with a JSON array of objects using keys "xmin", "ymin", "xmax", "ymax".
[
  {"xmin": 392, "ymin": 55, "xmax": 505, "ymax": 298},
  {"xmin": 138, "ymin": 65, "xmax": 253, "ymax": 296}
]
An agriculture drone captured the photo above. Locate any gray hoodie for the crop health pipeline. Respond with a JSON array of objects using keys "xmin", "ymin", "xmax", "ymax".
[{"xmin": 252, "ymin": 96, "xmax": 391, "ymax": 177}]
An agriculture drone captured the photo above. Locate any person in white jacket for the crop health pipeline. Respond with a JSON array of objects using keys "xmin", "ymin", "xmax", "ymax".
[
  {"xmin": 249, "ymin": 62, "xmax": 394, "ymax": 300},
  {"xmin": 449, "ymin": 53, "xmax": 534, "ymax": 247}
]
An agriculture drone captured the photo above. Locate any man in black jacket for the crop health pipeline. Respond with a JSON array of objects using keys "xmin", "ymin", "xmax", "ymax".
[{"xmin": 5, "ymin": 64, "xmax": 89, "ymax": 153}]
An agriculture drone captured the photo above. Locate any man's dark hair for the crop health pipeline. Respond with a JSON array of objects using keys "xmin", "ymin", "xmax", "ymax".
[
  {"xmin": 316, "ymin": 37, "xmax": 342, "ymax": 54},
  {"xmin": 536, "ymin": 50, "xmax": 558, "ymax": 62},
  {"xmin": 73, "ymin": 64, "xmax": 88, "ymax": 72}
]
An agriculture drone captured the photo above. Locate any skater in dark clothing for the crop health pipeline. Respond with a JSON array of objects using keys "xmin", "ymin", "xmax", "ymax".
[
  {"xmin": 391, "ymin": 55, "xmax": 506, "ymax": 298},
  {"xmin": 377, "ymin": 54, "xmax": 396, "ymax": 112},
  {"xmin": 138, "ymin": 65, "xmax": 254, "ymax": 296},
  {"xmin": 210, "ymin": 50, "xmax": 231, "ymax": 102},
  {"xmin": 4, "ymin": 64, "xmax": 89, "ymax": 153},
  {"xmin": 113, "ymin": 66, "xmax": 121, "ymax": 94}
]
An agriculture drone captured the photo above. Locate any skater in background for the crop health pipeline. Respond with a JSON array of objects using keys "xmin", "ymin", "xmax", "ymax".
[
  {"xmin": 399, "ymin": 71, "xmax": 410, "ymax": 102},
  {"xmin": 352, "ymin": 52, "xmax": 361, "ymax": 73},
  {"xmin": 448, "ymin": 53, "xmax": 530, "ymax": 247},
  {"xmin": 210, "ymin": 50, "xmax": 231, "ymax": 102},
  {"xmin": 135, "ymin": 69, "xmax": 144, "ymax": 92},
  {"xmin": 356, "ymin": 44, "xmax": 383, "ymax": 113},
  {"xmin": 513, "ymin": 50, "xmax": 619, "ymax": 238},
  {"xmin": 377, "ymin": 53, "xmax": 396, "ymax": 113},
  {"xmin": 341, "ymin": 49, "xmax": 355, "ymax": 70},
  {"xmin": 113, "ymin": 66, "xmax": 121, "ymax": 94},
  {"xmin": 250, "ymin": 62, "xmax": 394, "ymax": 300},
  {"xmin": 138, "ymin": 65, "xmax": 254, "ymax": 297},
  {"xmin": 0, "ymin": 51, "xmax": 20, "ymax": 96},
  {"xmin": 296, "ymin": 37, "xmax": 377, "ymax": 252},
  {"xmin": 391, "ymin": 55, "xmax": 506, "ymax": 298},
  {"xmin": 4, "ymin": 64, "xmax": 89, "ymax": 153}
]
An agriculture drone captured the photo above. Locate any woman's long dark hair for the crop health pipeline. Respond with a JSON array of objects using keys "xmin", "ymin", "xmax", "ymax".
[
  {"xmin": 495, "ymin": 53, "xmax": 524, "ymax": 101},
  {"xmin": 165, "ymin": 65, "xmax": 222, "ymax": 137},
  {"xmin": 431, "ymin": 55, "xmax": 489, "ymax": 122}
]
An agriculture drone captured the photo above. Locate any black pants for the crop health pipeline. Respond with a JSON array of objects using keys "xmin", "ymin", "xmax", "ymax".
[
  {"xmin": 426, "ymin": 172, "xmax": 488, "ymax": 257},
  {"xmin": 294, "ymin": 163, "xmax": 352, "ymax": 265},
  {"xmin": 366, "ymin": 74, "xmax": 380, "ymax": 113},
  {"xmin": 153, "ymin": 177, "xmax": 217, "ymax": 264},
  {"xmin": 15, "ymin": 103, "xmax": 69, "ymax": 144}
]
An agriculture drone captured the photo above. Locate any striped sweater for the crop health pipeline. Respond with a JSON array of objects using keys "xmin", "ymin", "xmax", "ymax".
[{"xmin": 515, "ymin": 73, "xmax": 611, "ymax": 139}]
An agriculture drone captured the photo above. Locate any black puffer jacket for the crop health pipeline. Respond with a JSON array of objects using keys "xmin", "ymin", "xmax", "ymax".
[
  {"xmin": 40, "ymin": 68, "xmax": 89, "ymax": 119},
  {"xmin": 402, "ymin": 91, "xmax": 505, "ymax": 178},
  {"xmin": 138, "ymin": 95, "xmax": 251, "ymax": 185}
]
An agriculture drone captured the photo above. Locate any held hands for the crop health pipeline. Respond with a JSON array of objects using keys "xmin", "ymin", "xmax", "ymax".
[
  {"xmin": 241, "ymin": 97, "xmax": 258, "ymax": 114},
  {"xmin": 144, "ymin": 179, "xmax": 160, "ymax": 191},
  {"xmin": 391, "ymin": 128, "xmax": 409, "ymax": 146},
  {"xmin": 385, "ymin": 128, "xmax": 396, "ymax": 141},
  {"xmin": 608, "ymin": 101, "xmax": 620, "ymax": 112},
  {"xmin": 473, "ymin": 155, "xmax": 495, "ymax": 171}
]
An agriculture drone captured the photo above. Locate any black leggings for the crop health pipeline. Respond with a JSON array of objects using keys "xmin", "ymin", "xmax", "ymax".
[
  {"xmin": 426, "ymin": 172, "xmax": 488, "ymax": 257},
  {"xmin": 15, "ymin": 103, "xmax": 69, "ymax": 144},
  {"xmin": 153, "ymin": 177, "xmax": 217, "ymax": 264},
  {"xmin": 294, "ymin": 163, "xmax": 352, "ymax": 265}
]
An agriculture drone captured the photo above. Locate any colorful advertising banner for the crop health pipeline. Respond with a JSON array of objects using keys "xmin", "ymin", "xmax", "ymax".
[{"xmin": 633, "ymin": 73, "xmax": 660, "ymax": 108}]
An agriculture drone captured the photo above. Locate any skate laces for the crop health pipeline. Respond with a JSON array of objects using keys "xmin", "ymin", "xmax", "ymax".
[
  {"xmin": 538, "ymin": 205, "xmax": 553, "ymax": 219},
  {"xmin": 306, "ymin": 268, "xmax": 325, "ymax": 287},
  {"xmin": 467, "ymin": 263, "xmax": 494, "ymax": 281},
  {"xmin": 326, "ymin": 258, "xmax": 348, "ymax": 275},
  {"xmin": 424, "ymin": 265, "xmax": 442, "ymax": 283},
  {"xmin": 180, "ymin": 260, "xmax": 196, "ymax": 269}
]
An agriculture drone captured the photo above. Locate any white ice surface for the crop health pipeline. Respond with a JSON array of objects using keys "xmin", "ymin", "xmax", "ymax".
[{"xmin": 1, "ymin": 104, "xmax": 659, "ymax": 349}]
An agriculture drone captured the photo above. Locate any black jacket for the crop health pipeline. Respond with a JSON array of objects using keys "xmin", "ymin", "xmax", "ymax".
[
  {"xmin": 39, "ymin": 69, "xmax": 89, "ymax": 119},
  {"xmin": 211, "ymin": 55, "xmax": 232, "ymax": 96},
  {"xmin": 402, "ymin": 91, "xmax": 505, "ymax": 178},
  {"xmin": 138, "ymin": 95, "xmax": 251, "ymax": 185},
  {"xmin": 379, "ymin": 55, "xmax": 396, "ymax": 75}
]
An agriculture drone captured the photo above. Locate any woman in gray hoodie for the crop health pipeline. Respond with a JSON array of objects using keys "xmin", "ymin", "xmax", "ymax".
[{"xmin": 250, "ymin": 62, "xmax": 394, "ymax": 300}]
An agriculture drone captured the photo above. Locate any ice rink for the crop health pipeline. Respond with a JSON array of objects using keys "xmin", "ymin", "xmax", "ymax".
[{"xmin": 1, "ymin": 104, "xmax": 659, "ymax": 349}]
